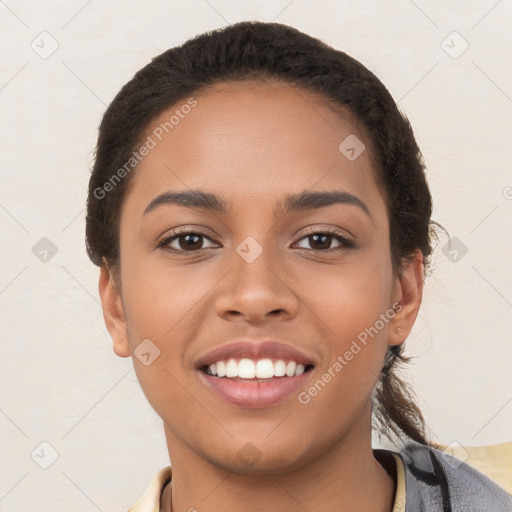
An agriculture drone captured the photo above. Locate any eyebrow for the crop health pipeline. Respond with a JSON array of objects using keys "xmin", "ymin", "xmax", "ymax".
[{"xmin": 143, "ymin": 189, "xmax": 371, "ymax": 218}]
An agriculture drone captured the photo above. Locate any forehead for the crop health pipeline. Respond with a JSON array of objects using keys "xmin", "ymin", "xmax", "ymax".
[
  {"xmin": 124, "ymin": 79, "xmax": 383, "ymax": 218},
  {"xmin": 156, "ymin": 79, "xmax": 370, "ymax": 156}
]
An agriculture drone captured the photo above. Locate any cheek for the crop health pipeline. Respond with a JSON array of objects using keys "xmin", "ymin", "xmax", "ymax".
[
  {"xmin": 121, "ymin": 269, "xmax": 200, "ymax": 420},
  {"xmin": 121, "ymin": 251, "xmax": 211, "ymax": 341},
  {"xmin": 119, "ymin": 256, "xmax": 218, "ymax": 406},
  {"xmin": 305, "ymin": 248, "xmax": 394, "ymax": 340},
  {"xmin": 301, "ymin": 253, "xmax": 393, "ymax": 398}
]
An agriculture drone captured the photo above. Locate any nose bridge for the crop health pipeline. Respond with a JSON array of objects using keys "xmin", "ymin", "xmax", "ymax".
[
  {"xmin": 215, "ymin": 233, "xmax": 297, "ymax": 321},
  {"xmin": 232, "ymin": 233, "xmax": 280, "ymax": 294}
]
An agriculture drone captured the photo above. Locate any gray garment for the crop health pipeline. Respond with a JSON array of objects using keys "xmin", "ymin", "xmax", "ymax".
[{"xmin": 383, "ymin": 439, "xmax": 512, "ymax": 511}]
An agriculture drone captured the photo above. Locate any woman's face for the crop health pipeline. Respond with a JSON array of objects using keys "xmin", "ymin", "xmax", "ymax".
[{"xmin": 100, "ymin": 80, "xmax": 422, "ymax": 473}]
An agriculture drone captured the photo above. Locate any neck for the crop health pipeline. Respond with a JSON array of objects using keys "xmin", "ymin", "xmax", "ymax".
[{"xmin": 162, "ymin": 409, "xmax": 396, "ymax": 512}]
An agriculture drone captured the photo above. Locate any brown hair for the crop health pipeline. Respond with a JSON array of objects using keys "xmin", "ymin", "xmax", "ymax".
[{"xmin": 86, "ymin": 21, "xmax": 438, "ymax": 445}]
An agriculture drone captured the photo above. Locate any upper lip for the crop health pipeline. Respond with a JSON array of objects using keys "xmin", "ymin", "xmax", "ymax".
[{"xmin": 194, "ymin": 339, "xmax": 318, "ymax": 369}]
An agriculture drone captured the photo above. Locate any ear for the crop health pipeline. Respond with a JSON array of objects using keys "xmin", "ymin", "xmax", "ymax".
[
  {"xmin": 388, "ymin": 249, "xmax": 425, "ymax": 346},
  {"xmin": 98, "ymin": 263, "xmax": 131, "ymax": 358}
]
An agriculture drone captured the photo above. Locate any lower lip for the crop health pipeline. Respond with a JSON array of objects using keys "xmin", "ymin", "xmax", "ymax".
[{"xmin": 197, "ymin": 370, "xmax": 314, "ymax": 408}]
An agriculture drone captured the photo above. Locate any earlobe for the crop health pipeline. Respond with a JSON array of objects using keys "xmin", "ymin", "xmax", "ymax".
[
  {"xmin": 388, "ymin": 250, "xmax": 425, "ymax": 346},
  {"xmin": 98, "ymin": 263, "xmax": 131, "ymax": 358}
]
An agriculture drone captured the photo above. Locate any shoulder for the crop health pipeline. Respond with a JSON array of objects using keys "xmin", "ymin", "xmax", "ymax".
[{"xmin": 393, "ymin": 440, "xmax": 512, "ymax": 511}]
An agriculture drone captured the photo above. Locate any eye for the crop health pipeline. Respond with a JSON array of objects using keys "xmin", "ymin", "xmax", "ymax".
[
  {"xmin": 157, "ymin": 229, "xmax": 218, "ymax": 253},
  {"xmin": 294, "ymin": 228, "xmax": 354, "ymax": 252},
  {"xmin": 156, "ymin": 227, "xmax": 355, "ymax": 254}
]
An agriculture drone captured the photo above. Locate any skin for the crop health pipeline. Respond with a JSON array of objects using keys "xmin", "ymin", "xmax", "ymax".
[{"xmin": 98, "ymin": 79, "xmax": 424, "ymax": 512}]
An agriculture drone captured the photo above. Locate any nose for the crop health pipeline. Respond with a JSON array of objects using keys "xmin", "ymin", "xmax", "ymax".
[{"xmin": 214, "ymin": 242, "xmax": 300, "ymax": 325}]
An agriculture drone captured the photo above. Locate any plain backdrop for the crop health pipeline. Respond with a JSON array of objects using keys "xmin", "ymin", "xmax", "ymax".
[{"xmin": 0, "ymin": 1, "xmax": 511, "ymax": 511}]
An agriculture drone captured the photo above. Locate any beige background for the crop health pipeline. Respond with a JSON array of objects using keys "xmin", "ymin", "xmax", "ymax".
[{"xmin": 0, "ymin": 1, "xmax": 511, "ymax": 510}]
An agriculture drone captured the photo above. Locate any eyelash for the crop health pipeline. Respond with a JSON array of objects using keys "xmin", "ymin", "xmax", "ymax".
[{"xmin": 156, "ymin": 227, "xmax": 356, "ymax": 254}]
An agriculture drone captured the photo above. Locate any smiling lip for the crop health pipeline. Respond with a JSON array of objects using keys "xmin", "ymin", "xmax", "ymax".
[
  {"xmin": 194, "ymin": 339, "xmax": 317, "ymax": 408},
  {"xmin": 197, "ymin": 369, "xmax": 314, "ymax": 408},
  {"xmin": 194, "ymin": 340, "xmax": 317, "ymax": 369}
]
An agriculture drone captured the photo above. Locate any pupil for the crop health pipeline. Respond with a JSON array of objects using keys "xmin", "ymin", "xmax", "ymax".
[
  {"xmin": 181, "ymin": 234, "xmax": 201, "ymax": 250},
  {"xmin": 311, "ymin": 234, "xmax": 330, "ymax": 250}
]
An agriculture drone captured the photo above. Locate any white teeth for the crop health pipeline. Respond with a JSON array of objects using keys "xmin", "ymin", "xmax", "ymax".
[
  {"xmin": 216, "ymin": 361, "xmax": 226, "ymax": 377},
  {"xmin": 285, "ymin": 361, "xmax": 296, "ymax": 377},
  {"xmin": 256, "ymin": 359, "xmax": 274, "ymax": 378},
  {"xmin": 225, "ymin": 359, "xmax": 238, "ymax": 378},
  {"xmin": 274, "ymin": 360, "xmax": 286, "ymax": 377},
  {"xmin": 238, "ymin": 358, "xmax": 256, "ymax": 378},
  {"xmin": 206, "ymin": 358, "xmax": 309, "ymax": 378}
]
